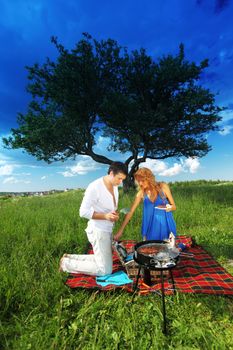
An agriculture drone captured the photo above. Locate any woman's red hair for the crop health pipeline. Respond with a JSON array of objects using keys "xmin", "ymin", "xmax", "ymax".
[{"xmin": 134, "ymin": 167, "xmax": 165, "ymax": 199}]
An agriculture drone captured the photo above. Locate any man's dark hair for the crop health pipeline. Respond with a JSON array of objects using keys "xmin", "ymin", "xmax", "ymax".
[{"xmin": 108, "ymin": 162, "xmax": 128, "ymax": 176}]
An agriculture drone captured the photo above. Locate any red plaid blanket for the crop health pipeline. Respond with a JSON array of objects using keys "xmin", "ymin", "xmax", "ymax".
[{"xmin": 65, "ymin": 236, "xmax": 233, "ymax": 296}]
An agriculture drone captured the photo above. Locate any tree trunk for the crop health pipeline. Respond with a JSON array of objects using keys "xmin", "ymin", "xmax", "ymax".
[
  {"xmin": 122, "ymin": 158, "xmax": 142, "ymax": 192},
  {"xmin": 123, "ymin": 175, "xmax": 136, "ymax": 192}
]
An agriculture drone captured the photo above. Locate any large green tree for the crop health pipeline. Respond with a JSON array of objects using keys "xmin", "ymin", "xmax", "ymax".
[{"xmin": 3, "ymin": 34, "xmax": 222, "ymax": 189}]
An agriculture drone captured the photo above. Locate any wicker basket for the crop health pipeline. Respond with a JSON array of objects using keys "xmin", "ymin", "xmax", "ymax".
[
  {"xmin": 124, "ymin": 260, "xmax": 139, "ymax": 278},
  {"xmin": 125, "ymin": 263, "xmax": 169, "ymax": 279}
]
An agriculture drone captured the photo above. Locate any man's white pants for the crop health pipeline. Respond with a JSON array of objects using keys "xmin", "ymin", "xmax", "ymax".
[{"xmin": 60, "ymin": 228, "xmax": 113, "ymax": 276}]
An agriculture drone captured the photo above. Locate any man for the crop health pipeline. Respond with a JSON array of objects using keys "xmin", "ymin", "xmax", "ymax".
[{"xmin": 59, "ymin": 161, "xmax": 128, "ymax": 276}]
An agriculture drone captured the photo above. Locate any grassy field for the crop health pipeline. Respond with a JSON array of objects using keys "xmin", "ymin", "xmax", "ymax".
[{"xmin": 0, "ymin": 182, "xmax": 233, "ymax": 350}]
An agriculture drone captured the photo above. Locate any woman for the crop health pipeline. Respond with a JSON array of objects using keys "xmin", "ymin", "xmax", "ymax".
[{"xmin": 114, "ymin": 167, "xmax": 176, "ymax": 241}]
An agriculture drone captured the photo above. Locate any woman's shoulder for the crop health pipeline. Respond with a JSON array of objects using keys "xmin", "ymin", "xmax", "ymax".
[
  {"xmin": 159, "ymin": 182, "xmax": 170, "ymax": 191},
  {"xmin": 136, "ymin": 189, "xmax": 144, "ymax": 199},
  {"xmin": 159, "ymin": 181, "xmax": 168, "ymax": 186}
]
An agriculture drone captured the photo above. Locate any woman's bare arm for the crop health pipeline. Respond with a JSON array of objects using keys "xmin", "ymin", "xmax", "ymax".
[
  {"xmin": 114, "ymin": 191, "xmax": 143, "ymax": 240},
  {"xmin": 161, "ymin": 183, "xmax": 176, "ymax": 211}
]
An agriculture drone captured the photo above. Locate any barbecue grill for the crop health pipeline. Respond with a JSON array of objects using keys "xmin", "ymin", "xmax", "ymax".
[
  {"xmin": 134, "ymin": 239, "xmax": 180, "ymax": 269},
  {"xmin": 133, "ymin": 240, "xmax": 180, "ymax": 334}
]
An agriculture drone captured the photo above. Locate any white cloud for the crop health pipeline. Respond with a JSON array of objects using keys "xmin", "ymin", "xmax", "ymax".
[
  {"xmin": 0, "ymin": 163, "xmax": 32, "ymax": 177},
  {"xmin": 60, "ymin": 171, "xmax": 76, "ymax": 178},
  {"xmin": 0, "ymin": 156, "xmax": 10, "ymax": 165},
  {"xmin": 219, "ymin": 109, "xmax": 233, "ymax": 123},
  {"xmin": 216, "ymin": 109, "xmax": 233, "ymax": 136},
  {"xmin": 59, "ymin": 156, "xmax": 102, "ymax": 177},
  {"xmin": 41, "ymin": 176, "xmax": 47, "ymax": 180},
  {"xmin": 3, "ymin": 177, "xmax": 31, "ymax": 184},
  {"xmin": 0, "ymin": 152, "xmax": 11, "ymax": 163},
  {"xmin": 219, "ymin": 50, "xmax": 227, "ymax": 63},
  {"xmin": 218, "ymin": 125, "xmax": 233, "ymax": 136},
  {"xmin": 95, "ymin": 136, "xmax": 111, "ymax": 151},
  {"xmin": 14, "ymin": 172, "xmax": 31, "ymax": 176},
  {"xmin": 138, "ymin": 159, "xmax": 166, "ymax": 174},
  {"xmin": 0, "ymin": 164, "xmax": 15, "ymax": 176},
  {"xmin": 183, "ymin": 157, "xmax": 200, "ymax": 173},
  {"xmin": 139, "ymin": 157, "xmax": 200, "ymax": 177},
  {"xmin": 159, "ymin": 163, "xmax": 183, "ymax": 176}
]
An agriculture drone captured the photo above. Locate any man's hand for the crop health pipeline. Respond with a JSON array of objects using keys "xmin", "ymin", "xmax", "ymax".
[{"xmin": 105, "ymin": 211, "xmax": 119, "ymax": 222}]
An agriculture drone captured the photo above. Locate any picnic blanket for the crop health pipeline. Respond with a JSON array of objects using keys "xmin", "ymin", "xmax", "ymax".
[{"xmin": 65, "ymin": 236, "xmax": 233, "ymax": 296}]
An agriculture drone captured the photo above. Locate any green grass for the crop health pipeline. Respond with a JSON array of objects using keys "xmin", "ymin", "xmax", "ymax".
[{"xmin": 0, "ymin": 183, "xmax": 233, "ymax": 349}]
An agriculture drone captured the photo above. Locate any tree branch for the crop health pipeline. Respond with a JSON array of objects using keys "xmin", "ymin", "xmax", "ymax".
[{"xmin": 86, "ymin": 149, "xmax": 113, "ymax": 165}]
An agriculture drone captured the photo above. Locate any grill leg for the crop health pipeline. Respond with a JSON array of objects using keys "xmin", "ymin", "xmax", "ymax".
[
  {"xmin": 160, "ymin": 270, "xmax": 167, "ymax": 335},
  {"xmin": 132, "ymin": 266, "xmax": 141, "ymax": 301},
  {"xmin": 143, "ymin": 267, "xmax": 152, "ymax": 286},
  {"xmin": 169, "ymin": 269, "xmax": 176, "ymax": 294}
]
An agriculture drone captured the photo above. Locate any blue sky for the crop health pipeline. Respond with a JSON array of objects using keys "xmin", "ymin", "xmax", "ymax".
[{"xmin": 0, "ymin": 0, "xmax": 233, "ymax": 192}]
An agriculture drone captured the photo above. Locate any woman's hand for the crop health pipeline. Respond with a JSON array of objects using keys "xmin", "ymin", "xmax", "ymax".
[
  {"xmin": 165, "ymin": 204, "xmax": 173, "ymax": 212},
  {"xmin": 114, "ymin": 230, "xmax": 123, "ymax": 241}
]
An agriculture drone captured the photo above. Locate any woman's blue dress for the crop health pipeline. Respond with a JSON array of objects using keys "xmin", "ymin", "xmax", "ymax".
[{"xmin": 141, "ymin": 193, "xmax": 176, "ymax": 240}]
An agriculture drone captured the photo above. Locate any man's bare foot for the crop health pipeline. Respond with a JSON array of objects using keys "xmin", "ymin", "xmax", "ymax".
[{"xmin": 59, "ymin": 254, "xmax": 68, "ymax": 272}]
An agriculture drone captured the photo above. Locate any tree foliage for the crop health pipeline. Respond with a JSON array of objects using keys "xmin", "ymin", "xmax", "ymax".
[{"xmin": 3, "ymin": 33, "xmax": 222, "ymax": 189}]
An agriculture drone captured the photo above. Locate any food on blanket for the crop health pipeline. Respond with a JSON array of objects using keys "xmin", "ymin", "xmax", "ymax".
[{"xmin": 155, "ymin": 204, "xmax": 171, "ymax": 210}]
